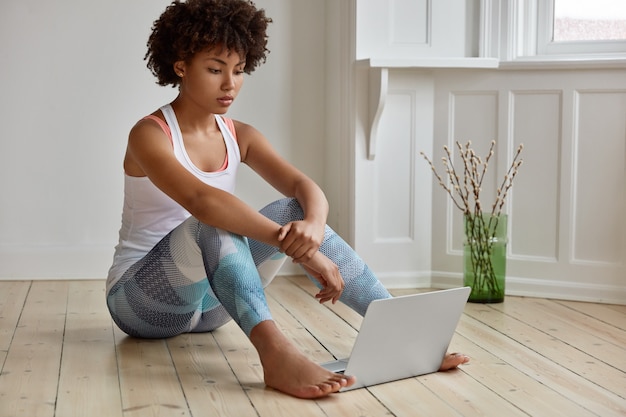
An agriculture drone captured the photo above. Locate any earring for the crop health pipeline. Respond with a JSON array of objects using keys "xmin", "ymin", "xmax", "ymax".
[{"xmin": 177, "ymin": 72, "xmax": 183, "ymax": 77}]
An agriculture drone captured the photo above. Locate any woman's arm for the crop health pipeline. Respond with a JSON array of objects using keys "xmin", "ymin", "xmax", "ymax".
[
  {"xmin": 126, "ymin": 118, "xmax": 285, "ymax": 248},
  {"xmin": 235, "ymin": 120, "xmax": 329, "ymax": 263}
]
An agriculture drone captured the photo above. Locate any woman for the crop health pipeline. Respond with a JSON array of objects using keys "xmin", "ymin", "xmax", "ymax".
[{"xmin": 106, "ymin": 0, "xmax": 468, "ymax": 399}]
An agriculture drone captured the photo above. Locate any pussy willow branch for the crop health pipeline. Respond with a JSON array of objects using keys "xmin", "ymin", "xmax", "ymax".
[
  {"xmin": 456, "ymin": 142, "xmax": 475, "ymax": 213},
  {"xmin": 477, "ymin": 141, "xmax": 495, "ymax": 190},
  {"xmin": 420, "ymin": 151, "xmax": 466, "ymax": 211},
  {"xmin": 491, "ymin": 144, "xmax": 524, "ymax": 216},
  {"xmin": 421, "ymin": 141, "xmax": 524, "ymax": 218},
  {"xmin": 443, "ymin": 145, "xmax": 469, "ymax": 211}
]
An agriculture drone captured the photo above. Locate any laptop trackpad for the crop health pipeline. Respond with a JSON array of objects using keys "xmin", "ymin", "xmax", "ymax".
[{"xmin": 320, "ymin": 358, "xmax": 349, "ymax": 373}]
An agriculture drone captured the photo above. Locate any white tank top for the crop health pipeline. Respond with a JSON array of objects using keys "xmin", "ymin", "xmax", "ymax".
[{"xmin": 106, "ymin": 104, "xmax": 240, "ymax": 291}]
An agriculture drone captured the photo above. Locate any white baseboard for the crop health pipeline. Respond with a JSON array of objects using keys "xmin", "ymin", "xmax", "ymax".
[
  {"xmin": 279, "ymin": 264, "xmax": 434, "ymax": 288},
  {"xmin": 431, "ymin": 271, "xmax": 626, "ymax": 305},
  {"xmin": 360, "ymin": 271, "xmax": 433, "ymax": 289},
  {"xmin": 0, "ymin": 246, "xmax": 299, "ymax": 281},
  {"xmin": 0, "ymin": 245, "xmax": 113, "ymax": 280}
]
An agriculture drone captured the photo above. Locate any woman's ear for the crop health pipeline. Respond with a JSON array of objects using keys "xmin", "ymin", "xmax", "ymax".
[{"xmin": 174, "ymin": 61, "xmax": 185, "ymax": 78}]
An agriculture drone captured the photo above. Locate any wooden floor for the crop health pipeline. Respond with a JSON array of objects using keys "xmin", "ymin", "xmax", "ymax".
[{"xmin": 0, "ymin": 276, "xmax": 624, "ymax": 417}]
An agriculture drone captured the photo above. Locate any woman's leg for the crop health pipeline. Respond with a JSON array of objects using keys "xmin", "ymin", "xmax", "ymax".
[
  {"xmin": 106, "ymin": 218, "xmax": 233, "ymax": 338},
  {"xmin": 250, "ymin": 198, "xmax": 392, "ymax": 316},
  {"xmin": 107, "ymin": 215, "xmax": 284, "ymax": 338},
  {"xmin": 195, "ymin": 225, "xmax": 274, "ymax": 336},
  {"xmin": 316, "ymin": 230, "xmax": 392, "ymax": 314}
]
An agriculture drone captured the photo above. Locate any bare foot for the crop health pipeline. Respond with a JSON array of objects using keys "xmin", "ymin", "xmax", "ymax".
[
  {"xmin": 250, "ymin": 321, "xmax": 356, "ymax": 399},
  {"xmin": 439, "ymin": 352, "xmax": 470, "ymax": 371}
]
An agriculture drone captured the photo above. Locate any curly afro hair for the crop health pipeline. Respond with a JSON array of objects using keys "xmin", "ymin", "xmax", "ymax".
[{"xmin": 145, "ymin": 0, "xmax": 272, "ymax": 87}]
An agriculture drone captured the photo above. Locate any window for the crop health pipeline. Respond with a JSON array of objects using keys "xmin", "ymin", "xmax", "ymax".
[
  {"xmin": 553, "ymin": 0, "xmax": 626, "ymax": 42},
  {"xmin": 538, "ymin": 0, "xmax": 626, "ymax": 55}
]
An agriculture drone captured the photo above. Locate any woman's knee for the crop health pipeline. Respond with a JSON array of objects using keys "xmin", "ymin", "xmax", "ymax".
[{"xmin": 258, "ymin": 198, "xmax": 304, "ymax": 225}]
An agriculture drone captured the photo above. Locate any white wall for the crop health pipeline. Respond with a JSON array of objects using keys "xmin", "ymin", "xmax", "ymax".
[{"xmin": 0, "ymin": 0, "xmax": 326, "ymax": 279}]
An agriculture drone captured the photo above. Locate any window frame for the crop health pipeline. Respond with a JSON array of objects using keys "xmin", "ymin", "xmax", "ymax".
[{"xmin": 480, "ymin": 0, "xmax": 626, "ymax": 65}]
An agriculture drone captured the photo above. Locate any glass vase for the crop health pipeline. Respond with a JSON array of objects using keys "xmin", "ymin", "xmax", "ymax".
[{"xmin": 463, "ymin": 213, "xmax": 507, "ymax": 303}]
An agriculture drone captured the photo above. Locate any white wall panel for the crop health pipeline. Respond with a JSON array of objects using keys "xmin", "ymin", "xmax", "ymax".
[
  {"xmin": 389, "ymin": 0, "xmax": 429, "ymax": 45},
  {"xmin": 374, "ymin": 93, "xmax": 415, "ymax": 240},
  {"xmin": 571, "ymin": 91, "xmax": 626, "ymax": 266},
  {"xmin": 510, "ymin": 91, "xmax": 561, "ymax": 261},
  {"xmin": 356, "ymin": 0, "xmax": 471, "ymax": 59}
]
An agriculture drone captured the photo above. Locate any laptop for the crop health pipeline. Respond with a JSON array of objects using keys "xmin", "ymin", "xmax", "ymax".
[{"xmin": 321, "ymin": 286, "xmax": 471, "ymax": 391}]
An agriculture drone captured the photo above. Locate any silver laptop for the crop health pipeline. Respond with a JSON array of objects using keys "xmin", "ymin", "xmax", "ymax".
[{"xmin": 321, "ymin": 286, "xmax": 471, "ymax": 391}]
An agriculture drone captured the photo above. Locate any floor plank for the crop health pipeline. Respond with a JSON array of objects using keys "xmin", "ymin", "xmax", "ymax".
[
  {"xmin": 416, "ymin": 369, "xmax": 529, "ymax": 417},
  {"xmin": 166, "ymin": 332, "xmax": 259, "ymax": 417},
  {"xmin": 0, "ymin": 281, "xmax": 69, "ymax": 417},
  {"xmin": 368, "ymin": 377, "xmax": 464, "ymax": 417},
  {"xmin": 556, "ymin": 299, "xmax": 626, "ymax": 331},
  {"xmin": 114, "ymin": 327, "xmax": 191, "ymax": 417},
  {"xmin": 0, "ymin": 281, "xmax": 30, "ymax": 366},
  {"xmin": 56, "ymin": 281, "xmax": 123, "ymax": 417}
]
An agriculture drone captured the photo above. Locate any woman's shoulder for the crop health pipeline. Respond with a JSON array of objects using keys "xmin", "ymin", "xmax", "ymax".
[
  {"xmin": 133, "ymin": 108, "xmax": 166, "ymax": 128},
  {"xmin": 230, "ymin": 119, "xmax": 264, "ymax": 152},
  {"xmin": 130, "ymin": 110, "xmax": 171, "ymax": 141},
  {"xmin": 230, "ymin": 119, "xmax": 262, "ymax": 139}
]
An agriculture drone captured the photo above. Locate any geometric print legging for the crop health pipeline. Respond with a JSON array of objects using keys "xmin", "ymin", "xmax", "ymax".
[{"xmin": 106, "ymin": 198, "xmax": 391, "ymax": 338}]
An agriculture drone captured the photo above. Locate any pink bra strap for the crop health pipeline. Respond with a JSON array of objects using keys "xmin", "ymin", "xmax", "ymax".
[
  {"xmin": 223, "ymin": 117, "xmax": 237, "ymax": 142},
  {"xmin": 142, "ymin": 114, "xmax": 173, "ymax": 145}
]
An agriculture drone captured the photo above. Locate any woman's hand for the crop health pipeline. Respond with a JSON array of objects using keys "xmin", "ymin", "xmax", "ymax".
[
  {"xmin": 278, "ymin": 220, "xmax": 325, "ymax": 264},
  {"xmin": 301, "ymin": 253, "xmax": 344, "ymax": 304}
]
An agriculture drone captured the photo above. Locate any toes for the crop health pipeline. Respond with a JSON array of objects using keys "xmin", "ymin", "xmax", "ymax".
[
  {"xmin": 315, "ymin": 381, "xmax": 340, "ymax": 396},
  {"xmin": 317, "ymin": 373, "xmax": 353, "ymax": 394},
  {"xmin": 342, "ymin": 375, "xmax": 357, "ymax": 387},
  {"xmin": 329, "ymin": 373, "xmax": 348, "ymax": 384},
  {"xmin": 439, "ymin": 353, "xmax": 470, "ymax": 371},
  {"xmin": 454, "ymin": 353, "xmax": 470, "ymax": 364}
]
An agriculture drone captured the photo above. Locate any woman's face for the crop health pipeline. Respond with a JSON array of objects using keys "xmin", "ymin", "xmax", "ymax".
[{"xmin": 175, "ymin": 47, "xmax": 246, "ymax": 114}]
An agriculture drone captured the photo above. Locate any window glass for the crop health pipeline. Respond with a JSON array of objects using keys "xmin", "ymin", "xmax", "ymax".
[{"xmin": 553, "ymin": 0, "xmax": 626, "ymax": 41}]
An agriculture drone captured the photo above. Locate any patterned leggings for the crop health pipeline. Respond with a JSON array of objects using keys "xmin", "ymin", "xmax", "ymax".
[{"xmin": 106, "ymin": 198, "xmax": 391, "ymax": 338}]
